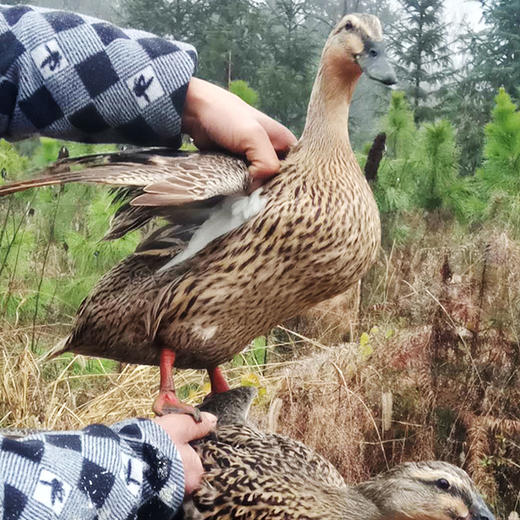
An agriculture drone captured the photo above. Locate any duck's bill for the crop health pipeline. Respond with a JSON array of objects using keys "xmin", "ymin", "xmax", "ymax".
[
  {"xmin": 470, "ymin": 499, "xmax": 495, "ymax": 520},
  {"xmin": 356, "ymin": 41, "xmax": 397, "ymax": 86}
]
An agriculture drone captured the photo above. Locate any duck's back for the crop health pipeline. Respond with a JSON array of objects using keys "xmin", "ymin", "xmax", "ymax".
[
  {"xmin": 180, "ymin": 388, "xmax": 377, "ymax": 520},
  {"xmin": 190, "ymin": 423, "xmax": 364, "ymax": 520}
]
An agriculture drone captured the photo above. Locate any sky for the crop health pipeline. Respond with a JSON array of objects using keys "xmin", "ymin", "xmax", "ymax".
[{"xmin": 443, "ymin": 0, "xmax": 484, "ymax": 29}]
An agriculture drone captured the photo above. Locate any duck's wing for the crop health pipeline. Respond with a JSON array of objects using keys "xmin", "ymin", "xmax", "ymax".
[
  {"xmin": 0, "ymin": 148, "xmax": 249, "ymax": 200},
  {"xmin": 187, "ymin": 423, "xmax": 349, "ymax": 519},
  {"xmin": 0, "ymin": 148, "xmax": 251, "ymax": 240}
]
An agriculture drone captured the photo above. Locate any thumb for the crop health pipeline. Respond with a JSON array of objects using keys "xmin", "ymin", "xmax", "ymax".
[
  {"xmin": 153, "ymin": 412, "xmax": 217, "ymax": 444},
  {"xmin": 176, "ymin": 412, "xmax": 217, "ymax": 443}
]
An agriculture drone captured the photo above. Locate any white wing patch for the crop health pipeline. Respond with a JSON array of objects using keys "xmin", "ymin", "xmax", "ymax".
[
  {"xmin": 158, "ymin": 189, "xmax": 267, "ymax": 272},
  {"xmin": 192, "ymin": 323, "xmax": 218, "ymax": 341}
]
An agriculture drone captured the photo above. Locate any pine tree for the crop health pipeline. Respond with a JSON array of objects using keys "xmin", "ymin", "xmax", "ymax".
[
  {"xmin": 306, "ymin": 0, "xmax": 394, "ymax": 29},
  {"xmin": 473, "ymin": 89, "xmax": 520, "ymax": 233},
  {"xmin": 387, "ymin": 0, "xmax": 452, "ymax": 122},
  {"xmin": 471, "ymin": 0, "xmax": 520, "ymax": 101},
  {"xmin": 373, "ymin": 93, "xmax": 466, "ymax": 218},
  {"xmin": 196, "ymin": 1, "xmax": 268, "ymax": 87},
  {"xmin": 438, "ymin": 70, "xmax": 490, "ymax": 177},
  {"xmin": 414, "ymin": 119, "xmax": 459, "ymax": 211},
  {"xmin": 384, "ymin": 92, "xmax": 416, "ymax": 159},
  {"xmin": 477, "ymin": 88, "xmax": 520, "ymax": 194},
  {"xmin": 122, "ymin": 0, "xmax": 211, "ymax": 43},
  {"xmin": 256, "ymin": 0, "xmax": 319, "ymax": 134},
  {"xmin": 439, "ymin": 1, "xmax": 520, "ymax": 176},
  {"xmin": 373, "ymin": 92, "xmax": 417, "ymax": 214}
]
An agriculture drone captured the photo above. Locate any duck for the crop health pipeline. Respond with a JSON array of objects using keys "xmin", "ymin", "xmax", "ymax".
[
  {"xmin": 180, "ymin": 387, "xmax": 495, "ymax": 520},
  {"xmin": 0, "ymin": 14, "xmax": 396, "ymax": 419}
]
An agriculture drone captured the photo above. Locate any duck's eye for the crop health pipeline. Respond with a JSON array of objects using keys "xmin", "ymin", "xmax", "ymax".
[
  {"xmin": 369, "ymin": 49, "xmax": 378, "ymax": 58},
  {"xmin": 344, "ymin": 21, "xmax": 353, "ymax": 30},
  {"xmin": 436, "ymin": 479, "xmax": 450, "ymax": 490}
]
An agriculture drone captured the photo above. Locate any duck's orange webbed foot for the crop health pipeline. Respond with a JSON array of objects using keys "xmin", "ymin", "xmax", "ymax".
[
  {"xmin": 153, "ymin": 390, "xmax": 201, "ymax": 422},
  {"xmin": 154, "ymin": 347, "xmax": 201, "ymax": 422}
]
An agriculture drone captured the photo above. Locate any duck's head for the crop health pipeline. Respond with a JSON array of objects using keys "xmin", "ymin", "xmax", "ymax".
[
  {"xmin": 322, "ymin": 13, "xmax": 396, "ymax": 86},
  {"xmin": 356, "ymin": 461, "xmax": 494, "ymax": 520}
]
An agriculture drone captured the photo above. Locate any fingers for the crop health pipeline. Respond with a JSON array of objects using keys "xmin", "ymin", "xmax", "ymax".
[
  {"xmin": 245, "ymin": 110, "xmax": 296, "ymax": 181},
  {"xmin": 154, "ymin": 411, "xmax": 217, "ymax": 444},
  {"xmin": 243, "ymin": 124, "xmax": 283, "ymax": 181},
  {"xmin": 177, "ymin": 444, "xmax": 204, "ymax": 495},
  {"xmin": 254, "ymin": 109, "xmax": 297, "ymax": 154},
  {"xmin": 152, "ymin": 411, "xmax": 217, "ymax": 496},
  {"xmin": 181, "ymin": 77, "xmax": 298, "ymax": 182},
  {"xmin": 175, "ymin": 411, "xmax": 217, "ymax": 443}
]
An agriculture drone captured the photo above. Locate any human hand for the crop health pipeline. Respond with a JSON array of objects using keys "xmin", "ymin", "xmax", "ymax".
[
  {"xmin": 153, "ymin": 411, "xmax": 217, "ymax": 495},
  {"xmin": 181, "ymin": 77, "xmax": 297, "ymax": 187}
]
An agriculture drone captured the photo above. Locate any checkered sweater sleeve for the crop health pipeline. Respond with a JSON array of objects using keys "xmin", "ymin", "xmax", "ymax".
[
  {"xmin": 0, "ymin": 418, "xmax": 185, "ymax": 519},
  {"xmin": 0, "ymin": 4, "xmax": 197, "ymax": 146}
]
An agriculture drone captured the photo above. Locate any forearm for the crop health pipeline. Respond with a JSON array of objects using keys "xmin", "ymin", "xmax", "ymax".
[
  {"xmin": 0, "ymin": 418, "xmax": 184, "ymax": 519},
  {"xmin": 0, "ymin": 5, "xmax": 197, "ymax": 146}
]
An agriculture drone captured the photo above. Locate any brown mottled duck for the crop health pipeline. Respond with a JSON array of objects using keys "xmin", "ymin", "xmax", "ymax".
[
  {"xmin": 180, "ymin": 387, "xmax": 495, "ymax": 520},
  {"xmin": 0, "ymin": 14, "xmax": 396, "ymax": 418}
]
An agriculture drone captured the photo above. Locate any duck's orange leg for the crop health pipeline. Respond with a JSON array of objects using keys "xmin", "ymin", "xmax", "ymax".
[
  {"xmin": 208, "ymin": 366, "xmax": 230, "ymax": 394},
  {"xmin": 153, "ymin": 348, "xmax": 201, "ymax": 422}
]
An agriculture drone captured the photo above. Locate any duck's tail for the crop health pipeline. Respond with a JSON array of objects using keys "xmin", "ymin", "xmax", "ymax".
[{"xmin": 40, "ymin": 334, "xmax": 71, "ymax": 361}]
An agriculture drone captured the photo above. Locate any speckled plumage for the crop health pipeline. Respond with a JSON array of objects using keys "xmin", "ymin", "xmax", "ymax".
[
  {"xmin": 1, "ymin": 16, "xmax": 386, "ymax": 388},
  {"xmin": 61, "ymin": 145, "xmax": 379, "ymax": 369},
  {"xmin": 179, "ymin": 388, "xmax": 495, "ymax": 520}
]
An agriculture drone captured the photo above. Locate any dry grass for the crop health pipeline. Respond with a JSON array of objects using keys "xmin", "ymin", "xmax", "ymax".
[
  {"xmin": 0, "ymin": 321, "xmax": 298, "ymax": 430},
  {"xmin": 284, "ymin": 281, "xmax": 361, "ymax": 343}
]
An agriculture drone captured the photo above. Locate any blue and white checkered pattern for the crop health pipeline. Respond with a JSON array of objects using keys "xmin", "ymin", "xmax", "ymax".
[
  {"xmin": 0, "ymin": 418, "xmax": 184, "ymax": 519},
  {"xmin": 0, "ymin": 4, "xmax": 197, "ymax": 146}
]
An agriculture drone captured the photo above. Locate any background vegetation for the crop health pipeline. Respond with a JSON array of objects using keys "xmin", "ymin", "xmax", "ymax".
[{"xmin": 0, "ymin": 0, "xmax": 519, "ymax": 517}]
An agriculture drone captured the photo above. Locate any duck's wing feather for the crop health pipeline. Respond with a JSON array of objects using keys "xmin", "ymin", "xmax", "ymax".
[
  {"xmin": 0, "ymin": 148, "xmax": 249, "ymax": 201},
  {"xmin": 0, "ymin": 148, "xmax": 251, "ymax": 241}
]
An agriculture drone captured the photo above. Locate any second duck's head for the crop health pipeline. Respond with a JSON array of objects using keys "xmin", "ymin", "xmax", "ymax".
[
  {"xmin": 323, "ymin": 13, "xmax": 396, "ymax": 86},
  {"xmin": 356, "ymin": 461, "xmax": 495, "ymax": 520}
]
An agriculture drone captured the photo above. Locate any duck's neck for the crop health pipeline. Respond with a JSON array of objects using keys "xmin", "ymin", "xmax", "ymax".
[
  {"xmin": 299, "ymin": 60, "xmax": 361, "ymax": 158},
  {"xmin": 354, "ymin": 480, "xmax": 411, "ymax": 520}
]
